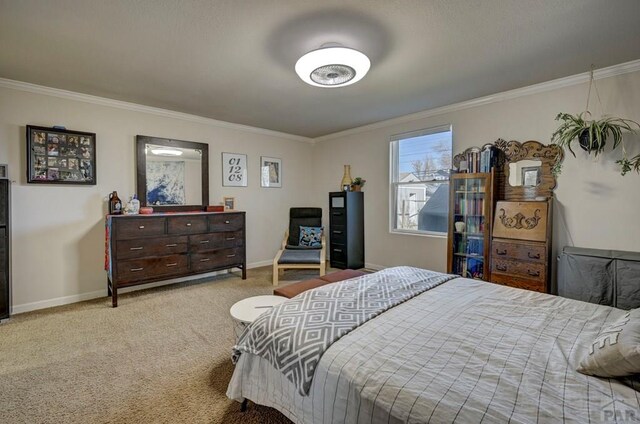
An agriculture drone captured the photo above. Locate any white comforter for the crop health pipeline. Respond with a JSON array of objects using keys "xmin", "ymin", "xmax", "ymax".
[{"xmin": 227, "ymin": 275, "xmax": 640, "ymax": 423}]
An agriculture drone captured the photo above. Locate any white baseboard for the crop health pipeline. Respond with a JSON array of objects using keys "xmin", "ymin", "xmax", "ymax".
[
  {"xmin": 364, "ymin": 263, "xmax": 386, "ymax": 271},
  {"xmin": 11, "ymin": 260, "xmax": 275, "ymax": 315}
]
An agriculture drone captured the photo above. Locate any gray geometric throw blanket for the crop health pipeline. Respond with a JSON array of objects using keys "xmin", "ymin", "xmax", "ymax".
[{"xmin": 231, "ymin": 266, "xmax": 457, "ymax": 395}]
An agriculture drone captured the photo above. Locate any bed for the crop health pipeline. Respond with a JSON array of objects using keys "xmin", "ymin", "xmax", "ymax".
[{"xmin": 227, "ymin": 267, "xmax": 640, "ymax": 423}]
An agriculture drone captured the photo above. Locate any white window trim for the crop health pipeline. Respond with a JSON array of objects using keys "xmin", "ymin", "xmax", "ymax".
[{"xmin": 389, "ymin": 124, "xmax": 452, "ymax": 237}]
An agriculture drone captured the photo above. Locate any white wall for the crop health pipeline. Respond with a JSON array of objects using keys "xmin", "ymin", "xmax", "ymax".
[
  {"xmin": 312, "ymin": 69, "xmax": 640, "ymax": 272},
  {"xmin": 0, "ymin": 86, "xmax": 314, "ymax": 312},
  {"xmin": 2, "ymin": 65, "xmax": 639, "ymax": 313}
]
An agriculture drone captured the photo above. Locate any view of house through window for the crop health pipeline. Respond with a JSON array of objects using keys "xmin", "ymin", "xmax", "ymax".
[{"xmin": 390, "ymin": 126, "xmax": 452, "ymax": 234}]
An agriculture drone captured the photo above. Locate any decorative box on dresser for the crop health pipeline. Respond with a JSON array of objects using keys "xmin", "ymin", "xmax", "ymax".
[
  {"xmin": 106, "ymin": 211, "xmax": 246, "ymax": 307},
  {"xmin": 491, "ymin": 200, "xmax": 552, "ymax": 292},
  {"xmin": 0, "ymin": 179, "xmax": 10, "ymax": 321},
  {"xmin": 329, "ymin": 192, "xmax": 364, "ymax": 269}
]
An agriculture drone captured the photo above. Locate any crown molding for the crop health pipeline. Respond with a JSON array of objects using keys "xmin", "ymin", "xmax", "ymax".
[
  {"xmin": 0, "ymin": 78, "xmax": 314, "ymax": 144},
  {"xmin": 313, "ymin": 59, "xmax": 640, "ymax": 143}
]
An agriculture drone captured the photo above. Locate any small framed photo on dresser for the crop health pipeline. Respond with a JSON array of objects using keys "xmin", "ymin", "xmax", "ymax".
[{"xmin": 26, "ymin": 125, "xmax": 96, "ymax": 185}]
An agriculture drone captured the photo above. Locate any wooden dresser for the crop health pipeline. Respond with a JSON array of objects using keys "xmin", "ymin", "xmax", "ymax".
[
  {"xmin": 491, "ymin": 200, "xmax": 552, "ymax": 293},
  {"xmin": 106, "ymin": 211, "xmax": 246, "ymax": 307}
]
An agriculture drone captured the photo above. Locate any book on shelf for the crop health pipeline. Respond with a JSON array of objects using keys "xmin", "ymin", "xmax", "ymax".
[{"xmin": 461, "ymin": 145, "xmax": 500, "ymax": 174}]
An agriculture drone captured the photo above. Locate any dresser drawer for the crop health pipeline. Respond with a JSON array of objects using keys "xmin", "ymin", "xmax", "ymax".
[
  {"xmin": 115, "ymin": 217, "xmax": 166, "ymax": 240},
  {"xmin": 330, "ymin": 243, "xmax": 347, "ymax": 263},
  {"xmin": 189, "ymin": 231, "xmax": 243, "ymax": 252},
  {"xmin": 191, "ymin": 248, "xmax": 243, "ymax": 272},
  {"xmin": 491, "ymin": 273, "xmax": 547, "ymax": 293},
  {"xmin": 168, "ymin": 215, "xmax": 208, "ymax": 235},
  {"xmin": 209, "ymin": 213, "xmax": 243, "ymax": 232},
  {"xmin": 492, "ymin": 240, "xmax": 546, "ymax": 263},
  {"xmin": 116, "ymin": 254, "xmax": 188, "ymax": 282},
  {"xmin": 330, "ymin": 225, "xmax": 346, "ymax": 244},
  {"xmin": 492, "ymin": 258, "xmax": 546, "ymax": 282},
  {"xmin": 330, "ymin": 210, "xmax": 346, "ymax": 225},
  {"xmin": 116, "ymin": 236, "xmax": 188, "ymax": 260}
]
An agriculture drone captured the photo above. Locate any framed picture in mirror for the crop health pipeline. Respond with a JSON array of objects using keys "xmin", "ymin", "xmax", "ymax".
[{"xmin": 522, "ymin": 166, "xmax": 541, "ymax": 187}]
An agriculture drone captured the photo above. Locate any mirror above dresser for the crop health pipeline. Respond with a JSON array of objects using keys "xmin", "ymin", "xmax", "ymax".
[{"xmin": 136, "ymin": 135, "xmax": 209, "ymax": 211}]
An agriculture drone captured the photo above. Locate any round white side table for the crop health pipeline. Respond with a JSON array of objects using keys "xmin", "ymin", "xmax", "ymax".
[{"xmin": 230, "ymin": 295, "xmax": 287, "ymax": 341}]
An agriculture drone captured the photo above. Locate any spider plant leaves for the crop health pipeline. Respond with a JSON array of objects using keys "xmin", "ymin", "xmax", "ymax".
[{"xmin": 551, "ymin": 112, "xmax": 640, "ymax": 175}]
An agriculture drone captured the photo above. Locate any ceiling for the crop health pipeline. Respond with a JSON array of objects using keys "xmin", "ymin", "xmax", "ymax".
[{"xmin": 1, "ymin": 0, "xmax": 639, "ymax": 138}]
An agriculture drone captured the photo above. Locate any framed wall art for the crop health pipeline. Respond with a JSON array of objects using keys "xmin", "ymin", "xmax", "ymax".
[
  {"xmin": 26, "ymin": 125, "xmax": 96, "ymax": 185},
  {"xmin": 260, "ymin": 156, "xmax": 282, "ymax": 188},
  {"xmin": 222, "ymin": 152, "xmax": 247, "ymax": 187}
]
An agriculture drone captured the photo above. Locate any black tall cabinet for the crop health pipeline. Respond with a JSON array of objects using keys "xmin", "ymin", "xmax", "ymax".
[
  {"xmin": 0, "ymin": 179, "xmax": 10, "ymax": 321},
  {"xmin": 329, "ymin": 191, "xmax": 364, "ymax": 269}
]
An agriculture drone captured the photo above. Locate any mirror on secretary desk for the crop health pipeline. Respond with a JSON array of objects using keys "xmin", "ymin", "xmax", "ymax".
[
  {"xmin": 136, "ymin": 135, "xmax": 209, "ymax": 211},
  {"xmin": 495, "ymin": 139, "xmax": 564, "ymax": 201},
  {"xmin": 508, "ymin": 159, "xmax": 542, "ymax": 187}
]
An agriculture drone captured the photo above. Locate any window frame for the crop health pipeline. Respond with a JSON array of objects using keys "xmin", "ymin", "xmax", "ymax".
[{"xmin": 389, "ymin": 124, "xmax": 452, "ymax": 238}]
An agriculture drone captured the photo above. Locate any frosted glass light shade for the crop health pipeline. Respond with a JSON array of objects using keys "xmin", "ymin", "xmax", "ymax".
[{"xmin": 295, "ymin": 46, "xmax": 370, "ymax": 88}]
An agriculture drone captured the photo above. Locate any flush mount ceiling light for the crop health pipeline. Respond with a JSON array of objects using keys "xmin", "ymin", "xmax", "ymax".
[
  {"xmin": 150, "ymin": 148, "xmax": 183, "ymax": 156},
  {"xmin": 295, "ymin": 45, "xmax": 370, "ymax": 88}
]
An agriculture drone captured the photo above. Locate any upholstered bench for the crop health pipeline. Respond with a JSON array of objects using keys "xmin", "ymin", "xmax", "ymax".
[{"xmin": 273, "ymin": 269, "xmax": 366, "ymax": 298}]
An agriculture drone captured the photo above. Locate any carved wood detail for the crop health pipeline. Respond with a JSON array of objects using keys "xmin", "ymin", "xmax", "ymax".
[{"xmin": 494, "ymin": 139, "xmax": 564, "ymax": 201}]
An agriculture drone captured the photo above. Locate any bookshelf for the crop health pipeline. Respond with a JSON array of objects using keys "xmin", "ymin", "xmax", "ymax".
[{"xmin": 446, "ymin": 169, "xmax": 496, "ymax": 280}]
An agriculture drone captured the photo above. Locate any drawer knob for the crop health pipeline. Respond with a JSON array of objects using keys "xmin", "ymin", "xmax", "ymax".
[
  {"xmin": 226, "ymin": 237, "xmax": 236, "ymax": 241},
  {"xmin": 528, "ymin": 252, "xmax": 541, "ymax": 259},
  {"xmin": 333, "ymin": 248, "xmax": 343, "ymax": 253},
  {"xmin": 496, "ymin": 249, "xmax": 507, "ymax": 255},
  {"xmin": 225, "ymin": 220, "xmax": 230, "ymax": 224},
  {"xmin": 527, "ymin": 270, "xmax": 541, "ymax": 277},
  {"xmin": 165, "ymin": 243, "xmax": 177, "ymax": 247},
  {"xmin": 130, "ymin": 267, "xmax": 144, "ymax": 272},
  {"xmin": 333, "ymin": 231, "xmax": 342, "ymax": 234},
  {"xmin": 227, "ymin": 254, "xmax": 236, "ymax": 258},
  {"xmin": 166, "ymin": 263, "xmax": 178, "ymax": 267},
  {"xmin": 129, "ymin": 247, "xmax": 143, "ymax": 251},
  {"xmin": 200, "ymin": 258, "xmax": 210, "ymax": 262},
  {"xmin": 200, "ymin": 240, "xmax": 210, "ymax": 244},
  {"xmin": 138, "ymin": 225, "xmax": 145, "ymax": 229},
  {"xmin": 496, "ymin": 264, "xmax": 507, "ymax": 272},
  {"xmin": 186, "ymin": 223, "xmax": 192, "ymax": 227}
]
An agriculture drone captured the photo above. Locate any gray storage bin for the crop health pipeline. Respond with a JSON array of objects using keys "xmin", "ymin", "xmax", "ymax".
[{"xmin": 558, "ymin": 247, "xmax": 640, "ymax": 309}]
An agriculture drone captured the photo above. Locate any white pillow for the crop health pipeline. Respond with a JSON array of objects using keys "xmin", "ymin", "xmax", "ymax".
[{"xmin": 578, "ymin": 309, "xmax": 640, "ymax": 377}]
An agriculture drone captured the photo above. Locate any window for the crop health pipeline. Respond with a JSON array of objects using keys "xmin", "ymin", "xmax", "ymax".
[{"xmin": 390, "ymin": 125, "xmax": 452, "ymax": 235}]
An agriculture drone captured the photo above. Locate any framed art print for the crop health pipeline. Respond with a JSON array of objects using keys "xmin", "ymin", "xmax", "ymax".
[
  {"xmin": 222, "ymin": 152, "xmax": 247, "ymax": 187},
  {"xmin": 260, "ymin": 156, "xmax": 282, "ymax": 188},
  {"xmin": 27, "ymin": 125, "xmax": 96, "ymax": 185}
]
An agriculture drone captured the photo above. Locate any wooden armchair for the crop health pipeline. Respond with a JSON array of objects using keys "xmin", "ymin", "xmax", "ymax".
[{"xmin": 272, "ymin": 208, "xmax": 326, "ymax": 286}]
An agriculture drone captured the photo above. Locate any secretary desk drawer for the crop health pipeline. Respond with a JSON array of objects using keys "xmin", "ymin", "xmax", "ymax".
[
  {"xmin": 116, "ymin": 254, "xmax": 188, "ymax": 282},
  {"xmin": 189, "ymin": 231, "xmax": 243, "ymax": 252},
  {"xmin": 492, "ymin": 258, "xmax": 546, "ymax": 282},
  {"xmin": 492, "ymin": 240, "xmax": 545, "ymax": 263},
  {"xmin": 115, "ymin": 217, "xmax": 166, "ymax": 240},
  {"xmin": 168, "ymin": 215, "xmax": 208, "ymax": 235},
  {"xmin": 491, "ymin": 273, "xmax": 546, "ymax": 293},
  {"xmin": 209, "ymin": 213, "xmax": 243, "ymax": 232},
  {"xmin": 116, "ymin": 236, "xmax": 188, "ymax": 260}
]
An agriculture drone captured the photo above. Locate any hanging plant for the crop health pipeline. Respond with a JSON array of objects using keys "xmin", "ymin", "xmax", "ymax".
[{"xmin": 551, "ymin": 67, "xmax": 640, "ymax": 176}]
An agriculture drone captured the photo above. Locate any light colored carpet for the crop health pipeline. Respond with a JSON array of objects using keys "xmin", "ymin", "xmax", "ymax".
[{"xmin": 0, "ymin": 267, "xmax": 325, "ymax": 424}]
